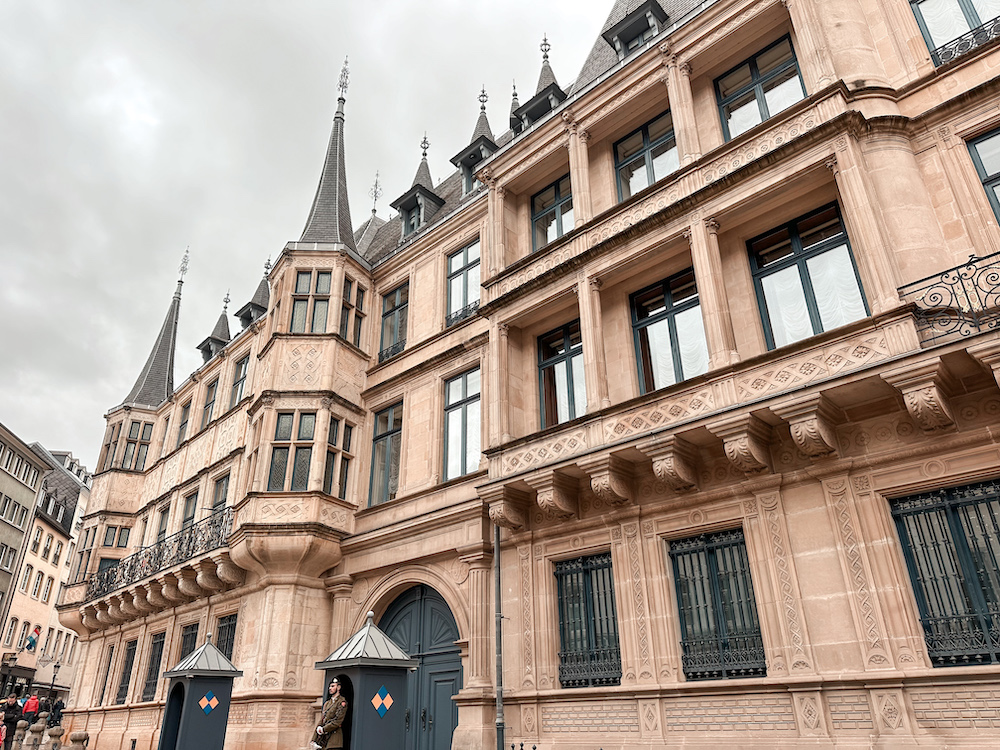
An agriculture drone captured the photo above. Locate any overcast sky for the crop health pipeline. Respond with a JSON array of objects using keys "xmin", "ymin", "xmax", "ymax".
[{"xmin": 0, "ymin": 0, "xmax": 616, "ymax": 470}]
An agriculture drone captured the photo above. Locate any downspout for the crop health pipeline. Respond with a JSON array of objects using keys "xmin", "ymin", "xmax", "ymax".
[{"xmin": 494, "ymin": 521, "xmax": 504, "ymax": 750}]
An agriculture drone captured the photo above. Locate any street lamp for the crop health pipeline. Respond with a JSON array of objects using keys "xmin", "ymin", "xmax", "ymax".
[{"xmin": 48, "ymin": 660, "xmax": 61, "ymax": 704}]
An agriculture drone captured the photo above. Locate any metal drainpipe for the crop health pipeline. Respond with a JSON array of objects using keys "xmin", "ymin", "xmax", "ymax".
[{"xmin": 494, "ymin": 521, "xmax": 504, "ymax": 750}]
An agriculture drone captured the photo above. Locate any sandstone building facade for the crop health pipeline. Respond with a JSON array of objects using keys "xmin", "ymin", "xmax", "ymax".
[{"xmin": 59, "ymin": 0, "xmax": 1000, "ymax": 748}]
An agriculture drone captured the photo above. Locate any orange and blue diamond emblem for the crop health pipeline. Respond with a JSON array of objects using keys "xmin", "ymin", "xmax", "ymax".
[
  {"xmin": 371, "ymin": 686, "xmax": 393, "ymax": 717},
  {"xmin": 199, "ymin": 691, "xmax": 220, "ymax": 714}
]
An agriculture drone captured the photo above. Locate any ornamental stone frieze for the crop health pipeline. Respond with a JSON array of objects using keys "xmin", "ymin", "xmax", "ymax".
[
  {"xmin": 707, "ymin": 413, "xmax": 773, "ymax": 476},
  {"xmin": 578, "ymin": 454, "xmax": 636, "ymax": 506},
  {"xmin": 881, "ymin": 358, "xmax": 957, "ymax": 433},
  {"xmin": 771, "ymin": 393, "xmax": 843, "ymax": 459},
  {"xmin": 636, "ymin": 434, "xmax": 699, "ymax": 492}
]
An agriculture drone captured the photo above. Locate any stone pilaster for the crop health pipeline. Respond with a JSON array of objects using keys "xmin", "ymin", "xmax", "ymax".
[
  {"xmin": 686, "ymin": 219, "xmax": 738, "ymax": 369},
  {"xmin": 578, "ymin": 276, "xmax": 610, "ymax": 412}
]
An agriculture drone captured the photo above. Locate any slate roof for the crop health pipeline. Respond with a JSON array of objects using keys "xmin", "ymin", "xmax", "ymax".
[
  {"xmin": 165, "ymin": 636, "xmax": 243, "ymax": 678},
  {"xmin": 300, "ymin": 95, "xmax": 357, "ymax": 251},
  {"xmin": 411, "ymin": 156, "xmax": 434, "ymax": 191},
  {"xmin": 123, "ymin": 280, "xmax": 181, "ymax": 408},
  {"xmin": 249, "ymin": 276, "xmax": 270, "ymax": 310},
  {"xmin": 209, "ymin": 309, "xmax": 231, "ymax": 344},
  {"xmin": 471, "ymin": 109, "xmax": 495, "ymax": 143},
  {"xmin": 315, "ymin": 611, "xmax": 418, "ymax": 670},
  {"xmin": 536, "ymin": 57, "xmax": 559, "ymax": 94},
  {"xmin": 354, "ymin": 213, "xmax": 387, "ymax": 257}
]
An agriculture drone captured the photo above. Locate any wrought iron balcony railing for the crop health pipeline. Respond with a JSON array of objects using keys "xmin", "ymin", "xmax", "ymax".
[
  {"xmin": 931, "ymin": 16, "xmax": 1000, "ymax": 66},
  {"xmin": 378, "ymin": 339, "xmax": 406, "ymax": 363},
  {"xmin": 445, "ymin": 301, "xmax": 480, "ymax": 327},
  {"xmin": 898, "ymin": 252, "xmax": 1000, "ymax": 344},
  {"xmin": 86, "ymin": 507, "xmax": 234, "ymax": 601}
]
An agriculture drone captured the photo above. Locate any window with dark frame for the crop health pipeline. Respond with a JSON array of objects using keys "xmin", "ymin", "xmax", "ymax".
[
  {"xmin": 176, "ymin": 402, "xmax": 191, "ymax": 449},
  {"xmin": 230, "ymin": 355, "xmax": 250, "ymax": 408},
  {"xmin": 182, "ymin": 492, "xmax": 198, "ymax": 529},
  {"xmin": 102, "ymin": 526, "xmax": 116, "ymax": 547},
  {"xmin": 631, "ymin": 269, "xmax": 710, "ymax": 393},
  {"xmin": 370, "ymin": 402, "xmax": 403, "ymax": 506},
  {"xmin": 216, "ymin": 613, "xmax": 238, "ymax": 660},
  {"xmin": 102, "ymin": 422, "xmax": 122, "ymax": 471},
  {"xmin": 290, "ymin": 270, "xmax": 332, "ymax": 334},
  {"xmin": 156, "ymin": 505, "xmax": 169, "ymax": 544},
  {"xmin": 97, "ymin": 644, "xmax": 115, "ymax": 705},
  {"xmin": 532, "ymin": 175, "xmax": 574, "ymax": 251},
  {"xmin": 141, "ymin": 632, "xmax": 166, "ymax": 701},
  {"xmin": 212, "ymin": 474, "xmax": 230, "ymax": 511},
  {"xmin": 444, "ymin": 369, "xmax": 481, "ymax": 481},
  {"xmin": 749, "ymin": 204, "xmax": 868, "ymax": 350},
  {"xmin": 379, "ymin": 283, "xmax": 409, "ymax": 362},
  {"xmin": 669, "ymin": 528, "xmax": 767, "ymax": 681},
  {"xmin": 116, "ymin": 527, "xmax": 130, "ymax": 548},
  {"xmin": 715, "ymin": 36, "xmax": 806, "ymax": 141},
  {"xmin": 323, "ymin": 417, "xmax": 354, "ymax": 500},
  {"xmin": 180, "ymin": 622, "xmax": 200, "ymax": 659},
  {"xmin": 121, "ymin": 421, "xmax": 153, "ymax": 471},
  {"xmin": 339, "ymin": 277, "xmax": 366, "ymax": 348},
  {"xmin": 446, "ymin": 240, "xmax": 481, "ymax": 326},
  {"xmin": 968, "ymin": 127, "xmax": 1000, "ymax": 222},
  {"xmin": 614, "ymin": 111, "xmax": 679, "ymax": 201},
  {"xmin": 538, "ymin": 321, "xmax": 586, "ymax": 428},
  {"xmin": 910, "ymin": 0, "xmax": 1000, "ymax": 65},
  {"xmin": 267, "ymin": 412, "xmax": 315, "ymax": 492},
  {"xmin": 114, "ymin": 639, "xmax": 138, "ymax": 704},
  {"xmin": 891, "ymin": 478, "xmax": 1000, "ymax": 666},
  {"xmin": 201, "ymin": 379, "xmax": 219, "ymax": 429},
  {"xmin": 555, "ymin": 552, "xmax": 622, "ymax": 688}
]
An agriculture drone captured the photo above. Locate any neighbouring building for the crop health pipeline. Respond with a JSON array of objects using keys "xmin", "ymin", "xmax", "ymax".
[{"xmin": 57, "ymin": 0, "xmax": 1000, "ymax": 748}]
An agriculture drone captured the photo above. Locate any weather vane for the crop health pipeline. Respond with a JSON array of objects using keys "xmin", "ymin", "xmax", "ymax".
[
  {"xmin": 338, "ymin": 57, "xmax": 350, "ymax": 98},
  {"xmin": 479, "ymin": 86, "xmax": 488, "ymax": 111},
  {"xmin": 541, "ymin": 35, "xmax": 551, "ymax": 60},
  {"xmin": 223, "ymin": 290, "xmax": 230, "ymax": 312},
  {"xmin": 178, "ymin": 247, "xmax": 190, "ymax": 280},
  {"xmin": 263, "ymin": 256, "xmax": 272, "ymax": 275},
  {"xmin": 421, "ymin": 134, "xmax": 430, "ymax": 158},
  {"xmin": 369, "ymin": 171, "xmax": 383, "ymax": 214}
]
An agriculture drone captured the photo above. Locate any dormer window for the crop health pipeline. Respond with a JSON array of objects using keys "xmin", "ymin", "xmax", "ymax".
[
  {"xmin": 404, "ymin": 205, "xmax": 421, "ymax": 236},
  {"xmin": 603, "ymin": 0, "xmax": 668, "ymax": 61}
]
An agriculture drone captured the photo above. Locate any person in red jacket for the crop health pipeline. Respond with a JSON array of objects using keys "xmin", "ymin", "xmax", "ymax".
[{"xmin": 21, "ymin": 694, "xmax": 38, "ymax": 726}]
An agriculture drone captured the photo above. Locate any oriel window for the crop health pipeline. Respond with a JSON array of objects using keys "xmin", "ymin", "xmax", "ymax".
[
  {"xmin": 323, "ymin": 417, "xmax": 354, "ymax": 501},
  {"xmin": 267, "ymin": 411, "xmax": 316, "ymax": 492},
  {"xmin": 289, "ymin": 270, "xmax": 332, "ymax": 334},
  {"xmin": 122, "ymin": 421, "xmax": 153, "ymax": 471}
]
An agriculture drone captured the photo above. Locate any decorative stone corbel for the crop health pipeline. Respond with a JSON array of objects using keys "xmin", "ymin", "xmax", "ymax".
[
  {"xmin": 176, "ymin": 569, "xmax": 203, "ymax": 599},
  {"xmin": 525, "ymin": 470, "xmax": 578, "ymax": 520},
  {"xmin": 578, "ymin": 454, "xmax": 635, "ymax": 506},
  {"xmin": 159, "ymin": 573, "xmax": 188, "ymax": 604},
  {"xmin": 881, "ymin": 358, "xmax": 956, "ymax": 433},
  {"xmin": 212, "ymin": 552, "xmax": 246, "ymax": 587},
  {"xmin": 144, "ymin": 579, "xmax": 170, "ymax": 609},
  {"xmin": 106, "ymin": 596, "xmax": 127, "ymax": 624},
  {"xmin": 480, "ymin": 484, "xmax": 532, "ymax": 531},
  {"xmin": 81, "ymin": 606, "xmax": 101, "ymax": 632},
  {"xmin": 118, "ymin": 591, "xmax": 140, "ymax": 618},
  {"xmin": 707, "ymin": 413, "xmax": 773, "ymax": 475},
  {"xmin": 772, "ymin": 393, "xmax": 842, "ymax": 459},
  {"xmin": 130, "ymin": 585, "xmax": 155, "ymax": 614},
  {"xmin": 95, "ymin": 602, "xmax": 114, "ymax": 627},
  {"xmin": 967, "ymin": 340, "xmax": 1000, "ymax": 389},
  {"xmin": 195, "ymin": 559, "xmax": 225, "ymax": 591},
  {"xmin": 636, "ymin": 434, "xmax": 699, "ymax": 492}
]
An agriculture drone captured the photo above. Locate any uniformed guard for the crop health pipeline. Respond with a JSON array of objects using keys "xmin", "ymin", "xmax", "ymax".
[{"xmin": 309, "ymin": 678, "xmax": 348, "ymax": 750}]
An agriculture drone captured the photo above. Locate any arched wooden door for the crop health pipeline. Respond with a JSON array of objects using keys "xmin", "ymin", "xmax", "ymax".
[{"xmin": 380, "ymin": 585, "xmax": 462, "ymax": 750}]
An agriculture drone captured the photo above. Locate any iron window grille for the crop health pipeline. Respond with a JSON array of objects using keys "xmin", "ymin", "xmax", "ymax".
[
  {"xmin": 339, "ymin": 277, "xmax": 366, "ymax": 348},
  {"xmin": 531, "ymin": 175, "xmax": 574, "ymax": 251},
  {"xmin": 216, "ymin": 613, "xmax": 238, "ymax": 660},
  {"xmin": 446, "ymin": 239, "xmax": 481, "ymax": 327},
  {"xmin": 201, "ymin": 379, "xmax": 219, "ymax": 429},
  {"xmin": 670, "ymin": 528, "xmax": 767, "ymax": 681},
  {"xmin": 141, "ymin": 633, "xmax": 166, "ymax": 702},
  {"xmin": 370, "ymin": 402, "xmax": 403, "ymax": 506},
  {"xmin": 614, "ymin": 111, "xmax": 679, "ymax": 201},
  {"xmin": 554, "ymin": 552, "xmax": 622, "ymax": 688},
  {"xmin": 267, "ymin": 412, "xmax": 316, "ymax": 492},
  {"xmin": 230, "ymin": 354, "xmax": 250, "ymax": 408},
  {"xmin": 115, "ymin": 639, "xmax": 137, "ymax": 705},
  {"xmin": 121, "ymin": 421, "xmax": 153, "ymax": 471},
  {"xmin": 444, "ymin": 369, "xmax": 481, "ymax": 481},
  {"xmin": 180, "ymin": 623, "xmax": 200, "ymax": 659},
  {"xmin": 631, "ymin": 268, "xmax": 710, "ymax": 393},
  {"xmin": 323, "ymin": 417, "xmax": 354, "ymax": 500},
  {"xmin": 715, "ymin": 36, "xmax": 806, "ymax": 141},
  {"xmin": 538, "ymin": 321, "xmax": 586, "ymax": 428},
  {"xmin": 379, "ymin": 283, "xmax": 409, "ymax": 362},
  {"xmin": 749, "ymin": 203, "xmax": 868, "ymax": 350},
  {"xmin": 910, "ymin": 0, "xmax": 1000, "ymax": 65},
  {"xmin": 290, "ymin": 270, "xmax": 332, "ymax": 334},
  {"xmin": 891, "ymin": 478, "xmax": 1000, "ymax": 666}
]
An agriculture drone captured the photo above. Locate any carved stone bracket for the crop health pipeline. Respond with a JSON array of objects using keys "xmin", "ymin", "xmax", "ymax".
[
  {"xmin": 106, "ymin": 596, "xmax": 127, "ymax": 624},
  {"xmin": 159, "ymin": 573, "xmax": 188, "ymax": 604},
  {"xmin": 881, "ymin": 358, "xmax": 957, "ymax": 433},
  {"xmin": 525, "ymin": 471, "xmax": 578, "ymax": 519},
  {"xmin": 707, "ymin": 413, "xmax": 773, "ymax": 475},
  {"xmin": 578, "ymin": 454, "xmax": 635, "ymax": 506},
  {"xmin": 772, "ymin": 393, "xmax": 842, "ymax": 458},
  {"xmin": 480, "ymin": 484, "xmax": 532, "ymax": 530},
  {"xmin": 131, "ymin": 585, "xmax": 155, "ymax": 614},
  {"xmin": 636, "ymin": 434, "xmax": 699, "ymax": 492},
  {"xmin": 81, "ymin": 606, "xmax": 101, "ymax": 631},
  {"xmin": 967, "ymin": 340, "xmax": 1000, "ymax": 389},
  {"xmin": 212, "ymin": 553, "xmax": 246, "ymax": 586},
  {"xmin": 195, "ymin": 559, "xmax": 225, "ymax": 591}
]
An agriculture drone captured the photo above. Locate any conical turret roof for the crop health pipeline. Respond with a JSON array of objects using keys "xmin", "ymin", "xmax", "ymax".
[
  {"xmin": 123, "ymin": 278, "xmax": 182, "ymax": 408},
  {"xmin": 300, "ymin": 60, "xmax": 356, "ymax": 251}
]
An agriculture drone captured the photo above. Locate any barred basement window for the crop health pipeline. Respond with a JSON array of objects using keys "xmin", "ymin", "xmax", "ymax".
[
  {"xmin": 554, "ymin": 552, "xmax": 622, "ymax": 688},
  {"xmin": 669, "ymin": 528, "xmax": 766, "ymax": 681},
  {"xmin": 216, "ymin": 613, "xmax": 238, "ymax": 660},
  {"xmin": 891, "ymin": 478, "xmax": 1000, "ymax": 666},
  {"xmin": 180, "ymin": 622, "xmax": 200, "ymax": 659},
  {"xmin": 141, "ymin": 632, "xmax": 166, "ymax": 701},
  {"xmin": 115, "ymin": 639, "xmax": 137, "ymax": 704}
]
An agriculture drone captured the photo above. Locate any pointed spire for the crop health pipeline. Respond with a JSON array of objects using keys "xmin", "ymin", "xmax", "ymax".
[
  {"xmin": 236, "ymin": 259, "xmax": 271, "ymax": 330},
  {"xmin": 470, "ymin": 86, "xmax": 495, "ymax": 143},
  {"xmin": 198, "ymin": 292, "xmax": 232, "ymax": 362},
  {"xmin": 536, "ymin": 35, "xmax": 560, "ymax": 94},
  {"xmin": 300, "ymin": 56, "xmax": 356, "ymax": 250},
  {"xmin": 122, "ymin": 250, "xmax": 186, "ymax": 407},
  {"xmin": 510, "ymin": 81, "xmax": 521, "ymax": 130},
  {"xmin": 412, "ymin": 134, "xmax": 434, "ymax": 190}
]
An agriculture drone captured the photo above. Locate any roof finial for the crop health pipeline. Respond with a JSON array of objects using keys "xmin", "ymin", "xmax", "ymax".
[
  {"xmin": 421, "ymin": 133, "xmax": 430, "ymax": 158},
  {"xmin": 223, "ymin": 290, "xmax": 230, "ymax": 312},
  {"xmin": 263, "ymin": 256, "xmax": 272, "ymax": 275},
  {"xmin": 338, "ymin": 56, "xmax": 350, "ymax": 98},
  {"xmin": 178, "ymin": 247, "xmax": 190, "ymax": 281},
  {"xmin": 369, "ymin": 171, "xmax": 383, "ymax": 215},
  {"xmin": 366, "ymin": 610, "xmax": 375, "ymax": 625},
  {"xmin": 479, "ymin": 86, "xmax": 488, "ymax": 111},
  {"xmin": 541, "ymin": 34, "xmax": 551, "ymax": 60}
]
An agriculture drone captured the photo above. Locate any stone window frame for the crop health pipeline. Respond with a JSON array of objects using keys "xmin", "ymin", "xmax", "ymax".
[
  {"xmin": 323, "ymin": 416, "xmax": 355, "ymax": 501},
  {"xmin": 369, "ymin": 401, "xmax": 404, "ymax": 507},
  {"xmin": 612, "ymin": 110, "xmax": 679, "ymax": 202},
  {"xmin": 289, "ymin": 268, "xmax": 333, "ymax": 334},
  {"xmin": 531, "ymin": 175, "xmax": 574, "ymax": 252},
  {"xmin": 267, "ymin": 411, "xmax": 317, "ymax": 493},
  {"xmin": 122, "ymin": 420, "xmax": 153, "ymax": 471},
  {"xmin": 538, "ymin": 319, "xmax": 586, "ymax": 429},
  {"xmin": 443, "ymin": 368, "xmax": 482, "ymax": 481},
  {"xmin": 338, "ymin": 275, "xmax": 367, "ymax": 348},
  {"xmin": 378, "ymin": 282, "xmax": 409, "ymax": 363}
]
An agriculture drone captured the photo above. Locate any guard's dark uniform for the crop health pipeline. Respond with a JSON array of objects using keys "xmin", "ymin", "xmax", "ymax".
[{"xmin": 311, "ymin": 694, "xmax": 348, "ymax": 750}]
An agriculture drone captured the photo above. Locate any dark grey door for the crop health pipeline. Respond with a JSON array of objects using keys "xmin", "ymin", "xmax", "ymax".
[{"xmin": 381, "ymin": 585, "xmax": 462, "ymax": 750}]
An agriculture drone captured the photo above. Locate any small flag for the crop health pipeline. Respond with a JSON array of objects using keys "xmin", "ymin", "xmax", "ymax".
[{"xmin": 25, "ymin": 625, "xmax": 41, "ymax": 652}]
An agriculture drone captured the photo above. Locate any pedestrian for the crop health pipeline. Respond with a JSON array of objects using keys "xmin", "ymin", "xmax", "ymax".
[
  {"xmin": 308, "ymin": 678, "xmax": 348, "ymax": 750},
  {"xmin": 1, "ymin": 694, "xmax": 21, "ymax": 750},
  {"xmin": 21, "ymin": 693, "xmax": 38, "ymax": 726},
  {"xmin": 48, "ymin": 697, "xmax": 64, "ymax": 727}
]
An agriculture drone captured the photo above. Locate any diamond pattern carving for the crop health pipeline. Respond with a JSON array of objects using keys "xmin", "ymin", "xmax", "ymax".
[
  {"xmin": 606, "ymin": 389, "xmax": 714, "ymax": 441},
  {"xmin": 502, "ymin": 431, "xmax": 587, "ymax": 474}
]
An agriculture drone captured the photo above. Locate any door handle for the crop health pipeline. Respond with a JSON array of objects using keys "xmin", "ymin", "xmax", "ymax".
[
  {"xmin": 420, "ymin": 707, "xmax": 427, "ymax": 730},
  {"xmin": 428, "ymin": 712, "xmax": 433, "ymax": 731},
  {"xmin": 405, "ymin": 708, "xmax": 410, "ymax": 731}
]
